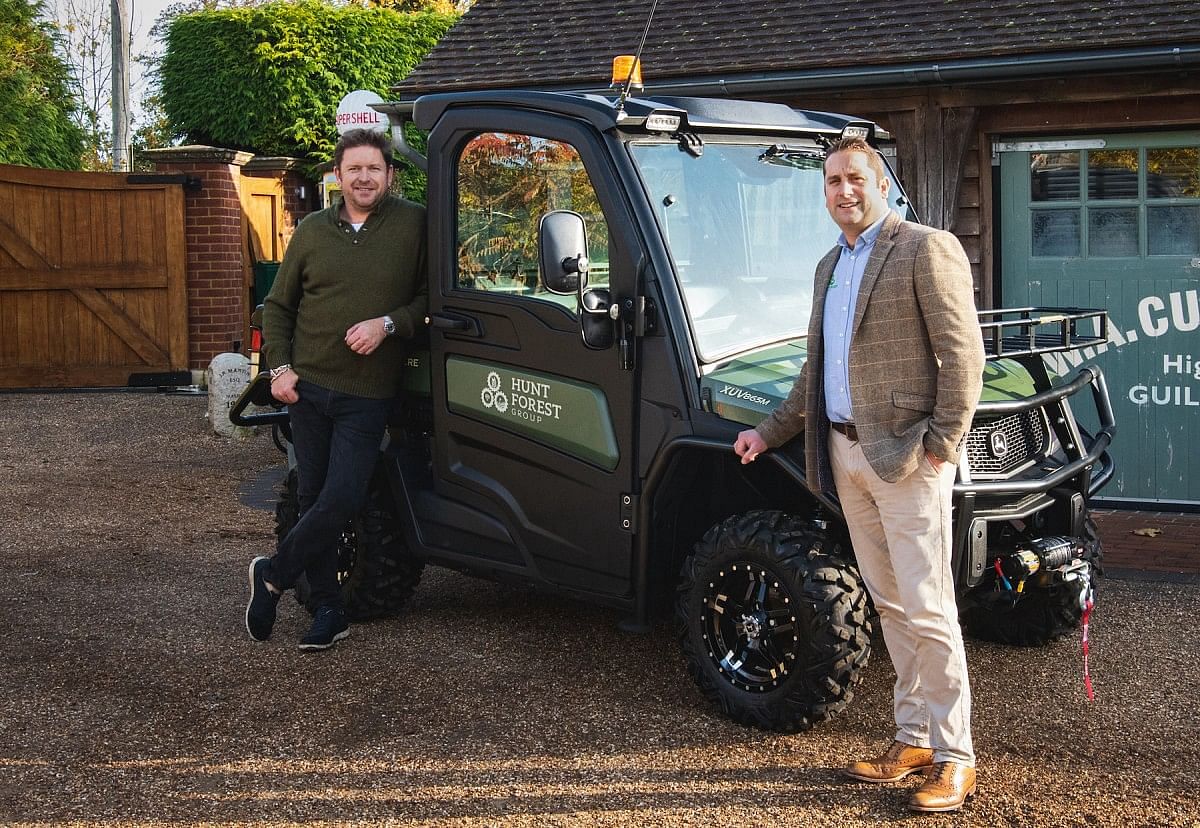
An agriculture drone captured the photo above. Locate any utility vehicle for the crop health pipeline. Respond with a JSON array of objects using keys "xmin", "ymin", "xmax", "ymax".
[{"xmin": 233, "ymin": 89, "xmax": 1115, "ymax": 731}]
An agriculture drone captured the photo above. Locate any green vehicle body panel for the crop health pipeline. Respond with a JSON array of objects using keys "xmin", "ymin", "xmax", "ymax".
[
  {"xmin": 701, "ymin": 339, "xmax": 1041, "ymax": 429},
  {"xmin": 979, "ymin": 359, "xmax": 1043, "ymax": 403},
  {"xmin": 445, "ymin": 355, "xmax": 620, "ymax": 470},
  {"xmin": 701, "ymin": 342, "xmax": 808, "ymax": 426},
  {"xmin": 402, "ymin": 350, "xmax": 432, "ymax": 395}
]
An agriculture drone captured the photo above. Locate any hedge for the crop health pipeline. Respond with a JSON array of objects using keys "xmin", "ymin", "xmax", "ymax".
[{"xmin": 161, "ymin": 1, "xmax": 455, "ymax": 173}]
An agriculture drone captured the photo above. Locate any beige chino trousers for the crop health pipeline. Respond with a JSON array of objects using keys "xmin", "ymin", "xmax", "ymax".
[{"xmin": 830, "ymin": 429, "xmax": 975, "ymax": 766}]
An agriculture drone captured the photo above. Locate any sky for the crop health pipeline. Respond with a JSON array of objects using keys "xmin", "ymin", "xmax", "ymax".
[
  {"xmin": 128, "ymin": 0, "xmax": 174, "ymax": 125},
  {"xmin": 43, "ymin": 0, "xmax": 178, "ymax": 131}
]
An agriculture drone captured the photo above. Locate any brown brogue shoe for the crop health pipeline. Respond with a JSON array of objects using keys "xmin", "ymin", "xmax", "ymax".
[
  {"xmin": 843, "ymin": 740, "xmax": 934, "ymax": 783},
  {"xmin": 908, "ymin": 761, "xmax": 977, "ymax": 812}
]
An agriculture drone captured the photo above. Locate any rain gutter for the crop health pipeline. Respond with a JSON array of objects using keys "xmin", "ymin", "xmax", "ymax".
[{"xmin": 544, "ymin": 44, "xmax": 1200, "ymax": 98}]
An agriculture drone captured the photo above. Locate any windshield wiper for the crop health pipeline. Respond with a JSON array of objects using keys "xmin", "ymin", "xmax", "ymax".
[{"xmin": 759, "ymin": 144, "xmax": 824, "ymax": 169}]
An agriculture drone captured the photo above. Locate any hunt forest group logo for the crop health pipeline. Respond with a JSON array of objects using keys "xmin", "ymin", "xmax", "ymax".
[
  {"xmin": 481, "ymin": 370, "xmax": 564, "ymax": 425},
  {"xmin": 481, "ymin": 371, "xmax": 508, "ymax": 413}
]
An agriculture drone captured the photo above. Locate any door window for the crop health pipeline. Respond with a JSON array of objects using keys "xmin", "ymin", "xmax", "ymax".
[
  {"xmin": 1028, "ymin": 146, "xmax": 1200, "ymax": 259},
  {"xmin": 455, "ymin": 132, "xmax": 610, "ymax": 311}
]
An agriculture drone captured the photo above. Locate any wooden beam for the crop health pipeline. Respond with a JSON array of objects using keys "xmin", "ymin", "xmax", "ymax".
[
  {"xmin": 0, "ymin": 267, "xmax": 165, "ymax": 290},
  {"xmin": 70, "ymin": 288, "xmax": 169, "ymax": 366},
  {"xmin": 163, "ymin": 185, "xmax": 189, "ymax": 371},
  {"xmin": 978, "ymin": 93, "xmax": 1200, "ymax": 134},
  {"xmin": 941, "ymin": 106, "xmax": 979, "ymax": 233},
  {"xmin": 0, "ymin": 364, "xmax": 157, "ymax": 389},
  {"xmin": 884, "ymin": 108, "xmax": 920, "ymax": 206},
  {"xmin": 0, "ymin": 162, "xmax": 167, "ymax": 190},
  {"xmin": 976, "ymin": 125, "xmax": 995, "ymax": 310},
  {"xmin": 0, "ymin": 217, "xmax": 52, "ymax": 269}
]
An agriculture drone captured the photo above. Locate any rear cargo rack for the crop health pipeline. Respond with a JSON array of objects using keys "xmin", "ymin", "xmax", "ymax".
[{"xmin": 978, "ymin": 307, "xmax": 1108, "ymax": 360}]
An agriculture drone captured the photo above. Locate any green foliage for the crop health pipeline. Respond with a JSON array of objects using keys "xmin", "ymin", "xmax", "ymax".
[
  {"xmin": 0, "ymin": 0, "xmax": 86, "ymax": 168},
  {"xmin": 395, "ymin": 120, "xmax": 427, "ymax": 204},
  {"xmin": 160, "ymin": 1, "xmax": 456, "ymax": 169},
  {"xmin": 456, "ymin": 132, "xmax": 609, "ymax": 299},
  {"xmin": 368, "ymin": 0, "xmax": 459, "ymax": 11},
  {"xmin": 130, "ymin": 90, "xmax": 182, "ymax": 171}
]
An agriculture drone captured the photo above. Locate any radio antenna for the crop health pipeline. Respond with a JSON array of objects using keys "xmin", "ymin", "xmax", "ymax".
[{"xmin": 616, "ymin": 0, "xmax": 660, "ymax": 117}]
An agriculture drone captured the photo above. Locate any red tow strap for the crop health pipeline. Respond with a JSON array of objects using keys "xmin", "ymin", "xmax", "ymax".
[{"xmin": 1081, "ymin": 592, "xmax": 1095, "ymax": 702}]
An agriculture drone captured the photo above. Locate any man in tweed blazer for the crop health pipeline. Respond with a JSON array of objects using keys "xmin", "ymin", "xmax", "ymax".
[{"xmin": 735, "ymin": 136, "xmax": 985, "ymax": 813}]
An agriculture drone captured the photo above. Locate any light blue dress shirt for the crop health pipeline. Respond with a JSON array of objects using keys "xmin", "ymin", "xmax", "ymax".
[{"xmin": 823, "ymin": 211, "xmax": 892, "ymax": 424}]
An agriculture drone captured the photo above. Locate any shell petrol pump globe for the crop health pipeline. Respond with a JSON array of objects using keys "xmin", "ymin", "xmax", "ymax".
[{"xmin": 335, "ymin": 90, "xmax": 389, "ymax": 135}]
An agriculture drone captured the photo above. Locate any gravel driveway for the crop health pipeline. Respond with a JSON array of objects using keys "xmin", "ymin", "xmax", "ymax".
[{"xmin": 1, "ymin": 391, "xmax": 1198, "ymax": 827}]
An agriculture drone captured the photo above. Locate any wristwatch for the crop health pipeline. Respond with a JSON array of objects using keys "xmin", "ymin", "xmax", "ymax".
[{"xmin": 382, "ymin": 315, "xmax": 396, "ymax": 336}]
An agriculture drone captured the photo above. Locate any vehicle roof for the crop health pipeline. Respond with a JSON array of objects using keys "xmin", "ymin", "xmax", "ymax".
[{"xmin": 398, "ymin": 89, "xmax": 885, "ymax": 139}]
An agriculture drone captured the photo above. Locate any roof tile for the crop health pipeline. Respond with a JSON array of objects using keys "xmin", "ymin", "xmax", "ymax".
[{"xmin": 399, "ymin": 0, "xmax": 1200, "ymax": 94}]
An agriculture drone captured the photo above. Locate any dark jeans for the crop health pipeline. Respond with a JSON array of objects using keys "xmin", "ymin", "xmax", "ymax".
[{"xmin": 265, "ymin": 380, "xmax": 391, "ymax": 610}]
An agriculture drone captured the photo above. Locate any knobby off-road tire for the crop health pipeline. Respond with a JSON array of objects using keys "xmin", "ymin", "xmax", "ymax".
[
  {"xmin": 275, "ymin": 467, "xmax": 423, "ymax": 622},
  {"xmin": 676, "ymin": 510, "xmax": 873, "ymax": 733},
  {"xmin": 962, "ymin": 515, "xmax": 1104, "ymax": 647}
]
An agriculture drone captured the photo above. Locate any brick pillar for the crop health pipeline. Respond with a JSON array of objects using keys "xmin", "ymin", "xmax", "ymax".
[{"xmin": 143, "ymin": 146, "xmax": 253, "ymax": 373}]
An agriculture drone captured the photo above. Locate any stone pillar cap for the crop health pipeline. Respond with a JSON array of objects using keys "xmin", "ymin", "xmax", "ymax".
[{"xmin": 142, "ymin": 145, "xmax": 255, "ymax": 166}]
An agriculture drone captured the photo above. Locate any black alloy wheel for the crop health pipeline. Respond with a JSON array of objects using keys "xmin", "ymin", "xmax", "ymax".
[
  {"xmin": 678, "ymin": 509, "xmax": 873, "ymax": 732},
  {"xmin": 703, "ymin": 561, "xmax": 804, "ymax": 692}
]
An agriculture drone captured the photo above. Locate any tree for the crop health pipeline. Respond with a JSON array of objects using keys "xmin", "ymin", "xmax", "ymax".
[
  {"xmin": 46, "ymin": 0, "xmax": 135, "ymax": 169},
  {"xmin": 356, "ymin": 0, "xmax": 467, "ymax": 11},
  {"xmin": 457, "ymin": 133, "xmax": 608, "ymax": 291},
  {"xmin": 0, "ymin": 0, "xmax": 86, "ymax": 168},
  {"xmin": 129, "ymin": 89, "xmax": 179, "ymax": 170},
  {"xmin": 131, "ymin": 0, "xmax": 244, "ymax": 163}
]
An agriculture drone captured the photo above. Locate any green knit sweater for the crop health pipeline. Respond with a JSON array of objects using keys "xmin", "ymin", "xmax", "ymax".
[{"xmin": 262, "ymin": 195, "xmax": 428, "ymax": 399}]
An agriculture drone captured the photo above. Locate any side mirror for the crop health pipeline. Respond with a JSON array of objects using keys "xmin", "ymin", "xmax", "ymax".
[{"xmin": 538, "ymin": 210, "xmax": 589, "ymax": 294}]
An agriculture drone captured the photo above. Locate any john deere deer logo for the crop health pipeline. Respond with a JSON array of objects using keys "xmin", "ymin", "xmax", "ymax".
[{"xmin": 988, "ymin": 429, "xmax": 1009, "ymax": 459}]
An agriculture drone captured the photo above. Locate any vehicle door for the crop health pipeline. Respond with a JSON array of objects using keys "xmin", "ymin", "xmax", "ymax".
[{"xmin": 422, "ymin": 108, "xmax": 640, "ymax": 598}]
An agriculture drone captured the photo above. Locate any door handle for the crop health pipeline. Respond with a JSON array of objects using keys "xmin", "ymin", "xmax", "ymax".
[{"xmin": 427, "ymin": 312, "xmax": 482, "ymax": 337}]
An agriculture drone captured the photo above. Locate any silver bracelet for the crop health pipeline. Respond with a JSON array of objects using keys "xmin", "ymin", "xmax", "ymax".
[{"xmin": 269, "ymin": 363, "xmax": 292, "ymax": 381}]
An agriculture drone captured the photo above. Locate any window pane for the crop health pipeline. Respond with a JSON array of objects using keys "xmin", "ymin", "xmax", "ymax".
[
  {"xmin": 632, "ymin": 142, "xmax": 835, "ymax": 360},
  {"xmin": 1088, "ymin": 208, "xmax": 1139, "ymax": 257},
  {"xmin": 456, "ymin": 133, "xmax": 609, "ymax": 308},
  {"xmin": 1030, "ymin": 151, "xmax": 1079, "ymax": 201},
  {"xmin": 1148, "ymin": 205, "xmax": 1200, "ymax": 255},
  {"xmin": 1032, "ymin": 210, "xmax": 1080, "ymax": 257},
  {"xmin": 1147, "ymin": 147, "xmax": 1200, "ymax": 198},
  {"xmin": 1087, "ymin": 149, "xmax": 1139, "ymax": 200}
]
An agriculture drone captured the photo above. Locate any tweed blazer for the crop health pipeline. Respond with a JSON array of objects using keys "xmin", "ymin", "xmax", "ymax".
[{"xmin": 757, "ymin": 211, "xmax": 985, "ymax": 492}]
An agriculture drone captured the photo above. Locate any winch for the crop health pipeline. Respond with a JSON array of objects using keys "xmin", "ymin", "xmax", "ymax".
[{"xmin": 992, "ymin": 536, "xmax": 1083, "ymax": 594}]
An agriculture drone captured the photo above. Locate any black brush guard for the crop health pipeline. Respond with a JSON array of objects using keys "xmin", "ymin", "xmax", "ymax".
[{"xmin": 952, "ymin": 307, "xmax": 1116, "ymax": 587}]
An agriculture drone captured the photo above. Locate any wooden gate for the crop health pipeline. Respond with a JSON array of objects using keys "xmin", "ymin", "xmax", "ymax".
[{"xmin": 0, "ymin": 164, "xmax": 187, "ymax": 388}]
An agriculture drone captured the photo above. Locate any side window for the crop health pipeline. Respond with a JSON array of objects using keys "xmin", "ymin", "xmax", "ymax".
[{"xmin": 456, "ymin": 132, "xmax": 610, "ymax": 311}]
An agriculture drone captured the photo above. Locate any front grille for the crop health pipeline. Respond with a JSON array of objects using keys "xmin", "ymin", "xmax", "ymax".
[{"xmin": 965, "ymin": 410, "xmax": 1047, "ymax": 477}]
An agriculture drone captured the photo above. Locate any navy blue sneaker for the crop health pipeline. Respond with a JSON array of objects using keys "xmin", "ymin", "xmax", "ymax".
[
  {"xmin": 299, "ymin": 606, "xmax": 349, "ymax": 651},
  {"xmin": 245, "ymin": 556, "xmax": 280, "ymax": 641}
]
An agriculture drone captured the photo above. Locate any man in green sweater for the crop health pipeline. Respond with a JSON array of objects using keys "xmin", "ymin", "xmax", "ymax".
[{"xmin": 245, "ymin": 128, "xmax": 427, "ymax": 650}]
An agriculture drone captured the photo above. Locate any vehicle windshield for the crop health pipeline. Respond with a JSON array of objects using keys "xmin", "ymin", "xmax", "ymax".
[{"xmin": 631, "ymin": 139, "xmax": 904, "ymax": 362}]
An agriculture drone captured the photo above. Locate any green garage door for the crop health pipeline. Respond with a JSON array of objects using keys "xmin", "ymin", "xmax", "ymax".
[{"xmin": 999, "ymin": 133, "xmax": 1200, "ymax": 506}]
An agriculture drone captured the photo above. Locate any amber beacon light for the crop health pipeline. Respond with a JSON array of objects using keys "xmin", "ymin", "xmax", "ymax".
[{"xmin": 611, "ymin": 55, "xmax": 644, "ymax": 88}]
